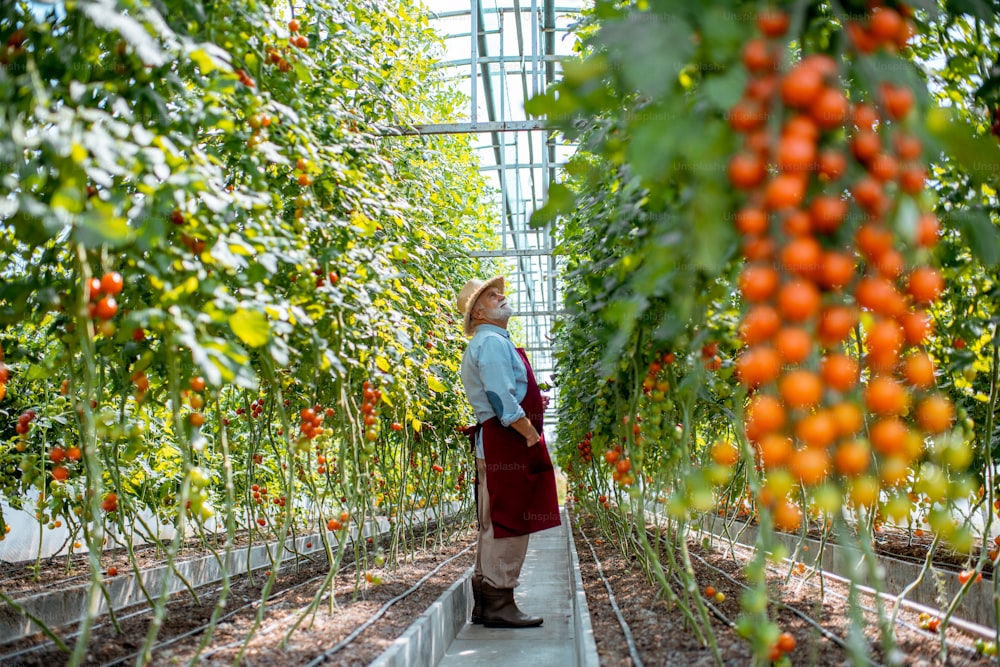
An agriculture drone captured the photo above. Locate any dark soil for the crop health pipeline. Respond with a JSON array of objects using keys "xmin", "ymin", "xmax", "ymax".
[
  {"xmin": 0, "ymin": 519, "xmax": 477, "ymax": 666},
  {"xmin": 4, "ymin": 508, "xmax": 995, "ymax": 667},
  {"xmin": 0, "ymin": 524, "xmax": 265, "ymax": 596},
  {"xmin": 572, "ymin": 510, "xmax": 996, "ymax": 667},
  {"xmin": 715, "ymin": 509, "xmax": 995, "ymax": 576}
]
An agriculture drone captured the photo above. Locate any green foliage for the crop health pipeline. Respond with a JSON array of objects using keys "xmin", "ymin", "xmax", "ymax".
[
  {"xmin": 536, "ymin": 0, "xmax": 1000, "ymax": 661},
  {"xmin": 0, "ymin": 0, "xmax": 492, "ymax": 555}
]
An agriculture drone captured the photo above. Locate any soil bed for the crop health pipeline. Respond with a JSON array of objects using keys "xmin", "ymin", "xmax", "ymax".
[
  {"xmin": 0, "ymin": 520, "xmax": 329, "ymax": 597},
  {"xmin": 2, "ymin": 519, "xmax": 476, "ymax": 666},
  {"xmin": 573, "ymin": 509, "xmax": 996, "ymax": 666},
  {"xmin": 711, "ymin": 509, "xmax": 995, "ymax": 576}
]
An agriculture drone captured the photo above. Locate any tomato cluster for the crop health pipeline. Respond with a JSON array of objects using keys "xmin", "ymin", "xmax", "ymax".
[
  {"xmin": 725, "ymin": 4, "xmax": 961, "ymax": 533},
  {"xmin": 326, "ymin": 510, "xmax": 349, "ymax": 532},
  {"xmin": 299, "ymin": 406, "xmax": 325, "ymax": 441},
  {"xmin": 361, "ymin": 382, "xmax": 381, "ymax": 434},
  {"xmin": 263, "ymin": 19, "xmax": 309, "ymax": 76},
  {"xmin": 86, "ymin": 271, "xmax": 123, "ymax": 327},
  {"xmin": 603, "ymin": 441, "xmax": 634, "ymax": 487},
  {"xmin": 576, "ymin": 431, "xmax": 593, "ymax": 462}
]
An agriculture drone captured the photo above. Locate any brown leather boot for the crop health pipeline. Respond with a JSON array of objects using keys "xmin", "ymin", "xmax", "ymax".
[
  {"xmin": 471, "ymin": 574, "xmax": 484, "ymax": 624},
  {"xmin": 480, "ymin": 582, "xmax": 543, "ymax": 628}
]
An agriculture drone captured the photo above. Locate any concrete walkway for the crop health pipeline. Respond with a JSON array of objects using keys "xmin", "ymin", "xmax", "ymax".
[{"xmin": 437, "ymin": 514, "xmax": 589, "ymax": 666}]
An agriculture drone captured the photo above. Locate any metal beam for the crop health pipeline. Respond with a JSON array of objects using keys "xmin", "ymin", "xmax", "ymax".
[
  {"xmin": 469, "ymin": 248, "xmax": 554, "ymax": 257},
  {"xmin": 511, "ymin": 310, "xmax": 565, "ymax": 317},
  {"xmin": 388, "ymin": 121, "xmax": 548, "ymax": 136},
  {"xmin": 437, "ymin": 54, "xmax": 563, "ymax": 67},
  {"xmin": 431, "ymin": 6, "xmax": 582, "ymax": 19},
  {"xmin": 480, "ymin": 161, "xmax": 565, "ymax": 172}
]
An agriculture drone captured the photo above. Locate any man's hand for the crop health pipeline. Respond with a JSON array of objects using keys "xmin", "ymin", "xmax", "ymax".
[
  {"xmin": 541, "ymin": 395, "xmax": 550, "ymax": 410},
  {"xmin": 511, "ymin": 417, "xmax": 541, "ymax": 447}
]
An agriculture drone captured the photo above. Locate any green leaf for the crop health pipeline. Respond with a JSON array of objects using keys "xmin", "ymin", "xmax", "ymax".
[
  {"xmin": 81, "ymin": 1, "xmax": 168, "ymax": 67},
  {"xmin": 945, "ymin": 0, "xmax": 997, "ymax": 21},
  {"xmin": 596, "ymin": 13, "xmax": 694, "ymax": 100},
  {"xmin": 189, "ymin": 48, "xmax": 224, "ymax": 75},
  {"xmin": 691, "ymin": 184, "xmax": 734, "ymax": 273},
  {"xmin": 945, "ymin": 208, "xmax": 1000, "ymax": 267},
  {"xmin": 229, "ymin": 309, "xmax": 271, "ymax": 348},
  {"xmin": 75, "ymin": 202, "xmax": 133, "ymax": 248},
  {"xmin": 627, "ymin": 103, "xmax": 690, "ymax": 182},
  {"xmin": 926, "ymin": 106, "xmax": 1000, "ymax": 186},
  {"xmin": 702, "ymin": 68, "xmax": 748, "ymax": 112},
  {"xmin": 698, "ymin": 6, "xmax": 745, "ymax": 64},
  {"xmin": 530, "ymin": 183, "xmax": 577, "ymax": 228}
]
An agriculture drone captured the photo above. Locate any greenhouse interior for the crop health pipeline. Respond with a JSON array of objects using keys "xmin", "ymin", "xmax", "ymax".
[{"xmin": 1, "ymin": 0, "xmax": 1000, "ymax": 665}]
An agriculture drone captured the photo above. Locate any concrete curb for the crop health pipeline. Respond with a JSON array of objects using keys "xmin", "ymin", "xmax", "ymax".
[
  {"xmin": 369, "ymin": 567, "xmax": 473, "ymax": 667},
  {"xmin": 565, "ymin": 507, "xmax": 601, "ymax": 667},
  {"xmin": 0, "ymin": 502, "xmax": 463, "ymax": 643},
  {"xmin": 370, "ymin": 506, "xmax": 602, "ymax": 667}
]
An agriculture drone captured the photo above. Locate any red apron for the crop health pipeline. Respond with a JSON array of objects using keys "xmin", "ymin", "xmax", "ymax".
[{"xmin": 475, "ymin": 348, "xmax": 560, "ymax": 539}]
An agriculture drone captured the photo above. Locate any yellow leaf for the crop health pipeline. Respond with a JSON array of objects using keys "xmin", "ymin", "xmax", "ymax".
[
  {"xmin": 230, "ymin": 309, "xmax": 270, "ymax": 348},
  {"xmin": 411, "ymin": 418, "xmax": 421, "ymax": 432},
  {"xmin": 350, "ymin": 212, "xmax": 377, "ymax": 236},
  {"xmin": 427, "ymin": 376, "xmax": 446, "ymax": 393},
  {"xmin": 375, "ymin": 355, "xmax": 390, "ymax": 372},
  {"xmin": 71, "ymin": 142, "xmax": 88, "ymax": 164},
  {"xmin": 380, "ymin": 391, "xmax": 394, "ymax": 407},
  {"xmin": 189, "ymin": 48, "xmax": 219, "ymax": 74}
]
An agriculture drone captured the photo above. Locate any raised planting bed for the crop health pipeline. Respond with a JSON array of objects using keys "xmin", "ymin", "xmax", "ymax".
[
  {"xmin": 694, "ymin": 511, "xmax": 997, "ymax": 632},
  {"xmin": 573, "ymin": 508, "xmax": 996, "ymax": 666},
  {"xmin": 0, "ymin": 513, "xmax": 475, "ymax": 666},
  {"xmin": 0, "ymin": 502, "xmax": 463, "ymax": 649}
]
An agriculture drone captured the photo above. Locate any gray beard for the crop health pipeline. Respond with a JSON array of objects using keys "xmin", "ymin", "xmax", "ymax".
[{"xmin": 484, "ymin": 303, "xmax": 513, "ymax": 321}]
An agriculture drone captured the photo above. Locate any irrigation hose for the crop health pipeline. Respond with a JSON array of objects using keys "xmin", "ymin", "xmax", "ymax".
[
  {"xmin": 97, "ymin": 570, "xmax": 339, "ymax": 667},
  {"xmin": 686, "ymin": 548, "xmax": 884, "ymax": 667},
  {"xmin": 574, "ymin": 517, "xmax": 646, "ymax": 667},
  {"xmin": 717, "ymin": 537, "xmax": 986, "ymax": 659},
  {"xmin": 302, "ymin": 543, "xmax": 475, "ymax": 667}
]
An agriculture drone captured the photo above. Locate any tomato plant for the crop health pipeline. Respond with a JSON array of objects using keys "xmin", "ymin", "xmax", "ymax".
[
  {"xmin": 532, "ymin": 0, "xmax": 1000, "ymax": 662},
  {"xmin": 0, "ymin": 0, "xmax": 496, "ymax": 662}
]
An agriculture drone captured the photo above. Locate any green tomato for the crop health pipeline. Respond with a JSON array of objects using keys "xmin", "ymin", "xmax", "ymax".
[
  {"xmin": 950, "ymin": 525, "xmax": 974, "ymax": 553},
  {"xmin": 706, "ymin": 463, "xmax": 731, "ymax": 486},
  {"xmin": 917, "ymin": 463, "xmax": 948, "ymax": 503},
  {"xmin": 942, "ymin": 438, "xmax": 973, "ymax": 471},
  {"xmin": 195, "ymin": 500, "xmax": 216, "ymax": 521},
  {"xmin": 740, "ymin": 587, "xmax": 767, "ymax": 614},
  {"xmin": 689, "ymin": 486, "xmax": 715, "ymax": 513},
  {"xmin": 949, "ymin": 474, "xmax": 977, "ymax": 501},
  {"xmin": 666, "ymin": 494, "xmax": 688, "ymax": 519},
  {"xmin": 883, "ymin": 495, "xmax": 912, "ymax": 523},
  {"xmin": 812, "ymin": 483, "xmax": 842, "ymax": 514},
  {"xmin": 189, "ymin": 467, "xmax": 210, "ymax": 488},
  {"xmin": 927, "ymin": 508, "xmax": 955, "ymax": 538},
  {"xmin": 769, "ymin": 543, "xmax": 789, "ymax": 564}
]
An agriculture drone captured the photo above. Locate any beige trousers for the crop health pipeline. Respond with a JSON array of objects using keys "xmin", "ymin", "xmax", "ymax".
[{"xmin": 475, "ymin": 457, "xmax": 529, "ymax": 589}]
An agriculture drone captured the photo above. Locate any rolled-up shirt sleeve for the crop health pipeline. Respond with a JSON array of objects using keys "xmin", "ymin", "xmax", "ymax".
[{"xmin": 478, "ymin": 336, "xmax": 526, "ymax": 427}]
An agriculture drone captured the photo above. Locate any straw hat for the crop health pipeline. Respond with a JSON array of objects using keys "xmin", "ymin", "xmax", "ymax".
[{"xmin": 456, "ymin": 276, "xmax": 505, "ymax": 337}]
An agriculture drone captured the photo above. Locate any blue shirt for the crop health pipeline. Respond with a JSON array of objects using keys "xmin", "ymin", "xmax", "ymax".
[{"xmin": 461, "ymin": 324, "xmax": 527, "ymax": 458}]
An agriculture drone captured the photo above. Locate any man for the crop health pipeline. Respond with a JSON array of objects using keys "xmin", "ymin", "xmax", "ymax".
[{"xmin": 456, "ymin": 275, "xmax": 560, "ymax": 629}]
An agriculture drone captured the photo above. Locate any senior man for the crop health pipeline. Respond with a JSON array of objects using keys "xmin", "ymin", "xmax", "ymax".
[{"xmin": 456, "ymin": 275, "xmax": 560, "ymax": 628}]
